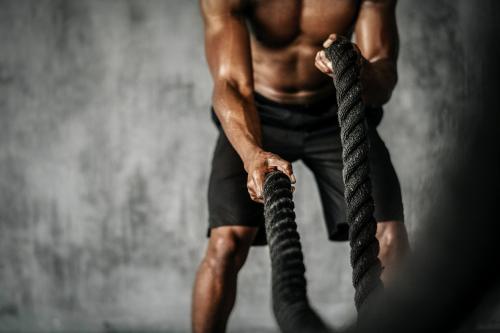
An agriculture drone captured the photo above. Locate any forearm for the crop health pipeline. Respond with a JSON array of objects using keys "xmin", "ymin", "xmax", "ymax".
[
  {"xmin": 213, "ymin": 80, "xmax": 263, "ymax": 171},
  {"xmin": 361, "ymin": 58, "xmax": 398, "ymax": 107}
]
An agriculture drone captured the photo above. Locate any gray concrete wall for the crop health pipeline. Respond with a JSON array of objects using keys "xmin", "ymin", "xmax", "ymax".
[{"xmin": 0, "ymin": 0, "xmax": 495, "ymax": 332}]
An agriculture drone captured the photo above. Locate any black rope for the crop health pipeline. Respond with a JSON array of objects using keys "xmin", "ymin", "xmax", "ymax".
[
  {"xmin": 262, "ymin": 36, "xmax": 382, "ymax": 332},
  {"xmin": 324, "ymin": 36, "xmax": 382, "ymax": 310},
  {"xmin": 263, "ymin": 171, "xmax": 329, "ymax": 333}
]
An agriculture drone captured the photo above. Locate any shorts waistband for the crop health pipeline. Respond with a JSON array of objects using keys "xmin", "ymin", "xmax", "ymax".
[
  {"xmin": 253, "ymin": 92, "xmax": 339, "ymax": 131},
  {"xmin": 253, "ymin": 92, "xmax": 384, "ymax": 128},
  {"xmin": 253, "ymin": 92, "xmax": 337, "ymax": 116}
]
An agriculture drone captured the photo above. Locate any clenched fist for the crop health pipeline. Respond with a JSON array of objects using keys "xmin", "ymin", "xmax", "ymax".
[
  {"xmin": 245, "ymin": 150, "xmax": 296, "ymax": 203},
  {"xmin": 314, "ymin": 33, "xmax": 367, "ymax": 78}
]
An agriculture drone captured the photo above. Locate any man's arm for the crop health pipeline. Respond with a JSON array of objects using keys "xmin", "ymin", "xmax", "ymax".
[
  {"xmin": 355, "ymin": 0, "xmax": 399, "ymax": 106},
  {"xmin": 315, "ymin": 0, "xmax": 399, "ymax": 107},
  {"xmin": 200, "ymin": 0, "xmax": 295, "ymax": 202}
]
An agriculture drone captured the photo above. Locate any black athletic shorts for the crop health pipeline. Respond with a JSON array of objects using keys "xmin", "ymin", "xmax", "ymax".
[{"xmin": 207, "ymin": 92, "xmax": 404, "ymax": 245}]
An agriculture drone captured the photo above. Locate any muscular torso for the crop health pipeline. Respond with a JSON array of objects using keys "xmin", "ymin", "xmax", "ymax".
[{"xmin": 245, "ymin": 0, "xmax": 360, "ymax": 103}]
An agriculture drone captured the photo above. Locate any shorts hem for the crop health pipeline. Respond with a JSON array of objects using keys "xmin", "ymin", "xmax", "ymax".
[{"xmin": 207, "ymin": 214, "xmax": 268, "ymax": 246}]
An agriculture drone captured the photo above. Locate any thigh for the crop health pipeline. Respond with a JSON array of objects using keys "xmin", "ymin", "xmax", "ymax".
[
  {"xmin": 303, "ymin": 125, "xmax": 405, "ymax": 242},
  {"xmin": 208, "ymin": 125, "xmax": 302, "ymax": 246},
  {"xmin": 303, "ymin": 127, "xmax": 350, "ymax": 241}
]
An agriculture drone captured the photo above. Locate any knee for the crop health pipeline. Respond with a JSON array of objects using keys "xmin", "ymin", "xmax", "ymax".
[
  {"xmin": 376, "ymin": 221, "xmax": 409, "ymax": 260},
  {"xmin": 205, "ymin": 232, "xmax": 250, "ymax": 275},
  {"xmin": 377, "ymin": 230, "xmax": 396, "ymax": 260}
]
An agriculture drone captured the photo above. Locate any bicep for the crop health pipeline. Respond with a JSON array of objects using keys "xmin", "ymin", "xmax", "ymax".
[
  {"xmin": 354, "ymin": 0, "xmax": 399, "ymax": 62},
  {"xmin": 200, "ymin": 0, "xmax": 253, "ymax": 94}
]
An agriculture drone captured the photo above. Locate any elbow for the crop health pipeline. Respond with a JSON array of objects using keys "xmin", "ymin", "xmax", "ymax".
[
  {"xmin": 363, "ymin": 66, "xmax": 398, "ymax": 107},
  {"xmin": 212, "ymin": 74, "xmax": 254, "ymax": 104}
]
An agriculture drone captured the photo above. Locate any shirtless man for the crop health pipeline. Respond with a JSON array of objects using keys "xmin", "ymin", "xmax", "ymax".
[{"xmin": 193, "ymin": 0, "xmax": 409, "ymax": 332}]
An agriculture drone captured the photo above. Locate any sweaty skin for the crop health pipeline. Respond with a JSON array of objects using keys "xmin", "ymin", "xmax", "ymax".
[
  {"xmin": 201, "ymin": 0, "xmax": 398, "ymax": 202},
  {"xmin": 193, "ymin": 1, "xmax": 407, "ymax": 333}
]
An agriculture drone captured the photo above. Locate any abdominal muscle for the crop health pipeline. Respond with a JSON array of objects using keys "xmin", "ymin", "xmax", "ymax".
[{"xmin": 251, "ymin": 36, "xmax": 337, "ymax": 105}]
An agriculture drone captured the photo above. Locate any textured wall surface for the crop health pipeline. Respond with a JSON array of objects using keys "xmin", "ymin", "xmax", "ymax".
[{"xmin": 0, "ymin": 1, "xmax": 497, "ymax": 332}]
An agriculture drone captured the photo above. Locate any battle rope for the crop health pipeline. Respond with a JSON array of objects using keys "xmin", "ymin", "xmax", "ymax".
[
  {"xmin": 262, "ymin": 36, "xmax": 382, "ymax": 332},
  {"xmin": 324, "ymin": 36, "xmax": 382, "ymax": 310},
  {"xmin": 263, "ymin": 171, "xmax": 329, "ymax": 333}
]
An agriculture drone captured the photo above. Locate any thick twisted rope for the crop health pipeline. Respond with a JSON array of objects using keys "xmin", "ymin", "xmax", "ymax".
[
  {"xmin": 263, "ymin": 171, "xmax": 329, "ymax": 333},
  {"xmin": 324, "ymin": 36, "xmax": 382, "ymax": 310},
  {"xmin": 261, "ymin": 36, "xmax": 381, "ymax": 332}
]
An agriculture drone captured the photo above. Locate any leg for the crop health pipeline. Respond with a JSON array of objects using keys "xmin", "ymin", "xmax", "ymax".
[
  {"xmin": 376, "ymin": 220, "xmax": 410, "ymax": 284},
  {"xmin": 198, "ymin": 129, "xmax": 267, "ymax": 332},
  {"xmin": 197, "ymin": 117, "xmax": 298, "ymax": 331},
  {"xmin": 366, "ymin": 126, "xmax": 409, "ymax": 284},
  {"xmin": 192, "ymin": 226, "xmax": 257, "ymax": 333}
]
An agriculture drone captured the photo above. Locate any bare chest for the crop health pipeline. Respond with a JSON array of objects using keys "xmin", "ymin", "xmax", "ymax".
[{"xmin": 246, "ymin": 0, "xmax": 359, "ymax": 47}]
